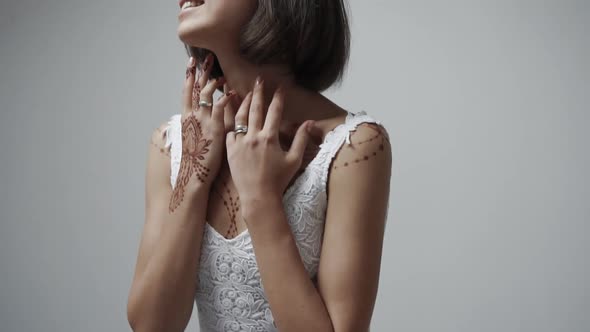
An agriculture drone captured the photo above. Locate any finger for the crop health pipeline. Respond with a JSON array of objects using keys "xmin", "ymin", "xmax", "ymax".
[
  {"xmin": 226, "ymin": 129, "xmax": 235, "ymax": 149},
  {"xmin": 183, "ymin": 56, "xmax": 196, "ymax": 113},
  {"xmin": 235, "ymin": 91, "xmax": 253, "ymax": 131},
  {"xmin": 248, "ymin": 76, "xmax": 265, "ymax": 132},
  {"xmin": 228, "ymin": 94, "xmax": 242, "ymax": 134},
  {"xmin": 223, "ymin": 88, "xmax": 239, "ymax": 134},
  {"xmin": 231, "ymin": 93, "xmax": 242, "ymax": 109},
  {"xmin": 222, "ymin": 82, "xmax": 230, "ymax": 127},
  {"xmin": 197, "ymin": 53, "xmax": 214, "ymax": 94},
  {"xmin": 192, "ymin": 52, "xmax": 214, "ymax": 110},
  {"xmin": 199, "ymin": 76, "xmax": 226, "ymax": 114},
  {"xmin": 200, "ymin": 76, "xmax": 225, "ymax": 100},
  {"xmin": 212, "ymin": 90, "xmax": 236, "ymax": 127},
  {"xmin": 287, "ymin": 121, "xmax": 314, "ymax": 164},
  {"xmin": 228, "ymin": 90, "xmax": 242, "ymax": 115},
  {"xmin": 263, "ymin": 84, "xmax": 284, "ymax": 136}
]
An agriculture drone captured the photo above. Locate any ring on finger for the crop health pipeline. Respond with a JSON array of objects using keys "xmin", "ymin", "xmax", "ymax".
[
  {"xmin": 198, "ymin": 100, "xmax": 213, "ymax": 108},
  {"xmin": 234, "ymin": 124, "xmax": 248, "ymax": 135}
]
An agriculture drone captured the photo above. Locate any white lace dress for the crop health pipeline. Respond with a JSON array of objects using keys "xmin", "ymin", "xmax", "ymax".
[{"xmin": 164, "ymin": 110, "xmax": 385, "ymax": 332}]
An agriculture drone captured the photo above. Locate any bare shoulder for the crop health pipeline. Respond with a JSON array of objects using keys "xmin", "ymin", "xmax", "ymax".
[
  {"xmin": 331, "ymin": 120, "xmax": 392, "ymax": 172},
  {"xmin": 149, "ymin": 119, "xmax": 173, "ymax": 159},
  {"xmin": 145, "ymin": 116, "xmax": 178, "ymax": 191},
  {"xmin": 324, "ymin": 118, "xmax": 392, "ymax": 203}
]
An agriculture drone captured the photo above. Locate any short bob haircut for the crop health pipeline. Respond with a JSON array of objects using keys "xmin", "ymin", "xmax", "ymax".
[{"xmin": 184, "ymin": 0, "xmax": 351, "ymax": 93}]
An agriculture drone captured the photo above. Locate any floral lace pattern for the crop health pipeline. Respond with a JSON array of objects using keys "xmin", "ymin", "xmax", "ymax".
[{"xmin": 164, "ymin": 110, "xmax": 384, "ymax": 332}]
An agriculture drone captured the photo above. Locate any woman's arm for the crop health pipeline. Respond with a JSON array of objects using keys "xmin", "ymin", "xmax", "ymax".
[
  {"xmin": 314, "ymin": 122, "xmax": 391, "ymax": 332},
  {"xmin": 242, "ymin": 122, "xmax": 392, "ymax": 332},
  {"xmin": 126, "ymin": 122, "xmax": 209, "ymax": 332}
]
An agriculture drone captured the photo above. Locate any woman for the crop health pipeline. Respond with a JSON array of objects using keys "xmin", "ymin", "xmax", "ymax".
[{"xmin": 127, "ymin": 0, "xmax": 392, "ymax": 331}]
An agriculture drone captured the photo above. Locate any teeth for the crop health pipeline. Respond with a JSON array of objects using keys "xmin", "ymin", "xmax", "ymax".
[
  {"xmin": 182, "ymin": 1, "xmax": 196, "ymax": 10},
  {"xmin": 181, "ymin": 1, "xmax": 203, "ymax": 10}
]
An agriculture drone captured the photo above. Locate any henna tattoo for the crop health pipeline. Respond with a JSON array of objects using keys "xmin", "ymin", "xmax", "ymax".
[
  {"xmin": 150, "ymin": 126, "xmax": 171, "ymax": 157},
  {"xmin": 332, "ymin": 124, "xmax": 389, "ymax": 171},
  {"xmin": 191, "ymin": 54, "xmax": 212, "ymax": 110},
  {"xmin": 192, "ymin": 68, "xmax": 202, "ymax": 110},
  {"xmin": 211, "ymin": 172, "xmax": 241, "ymax": 239},
  {"xmin": 185, "ymin": 65, "xmax": 195, "ymax": 79},
  {"xmin": 351, "ymin": 122, "xmax": 390, "ymax": 145},
  {"xmin": 150, "ymin": 136, "xmax": 170, "ymax": 157},
  {"xmin": 169, "ymin": 115, "xmax": 212, "ymax": 213}
]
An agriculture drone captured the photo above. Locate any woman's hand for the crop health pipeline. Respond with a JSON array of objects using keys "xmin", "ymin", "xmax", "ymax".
[
  {"xmin": 169, "ymin": 53, "xmax": 238, "ymax": 212},
  {"xmin": 225, "ymin": 77, "xmax": 315, "ymax": 205}
]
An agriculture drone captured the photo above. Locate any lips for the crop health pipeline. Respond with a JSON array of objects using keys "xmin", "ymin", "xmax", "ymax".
[{"xmin": 178, "ymin": 0, "xmax": 203, "ymax": 9}]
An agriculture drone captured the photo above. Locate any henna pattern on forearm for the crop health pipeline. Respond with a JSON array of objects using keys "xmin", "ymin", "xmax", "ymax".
[{"xmin": 169, "ymin": 114, "xmax": 212, "ymax": 213}]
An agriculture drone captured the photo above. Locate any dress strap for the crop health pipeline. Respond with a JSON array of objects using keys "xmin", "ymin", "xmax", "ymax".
[
  {"xmin": 164, "ymin": 113, "xmax": 183, "ymax": 189},
  {"xmin": 317, "ymin": 110, "xmax": 387, "ymax": 191}
]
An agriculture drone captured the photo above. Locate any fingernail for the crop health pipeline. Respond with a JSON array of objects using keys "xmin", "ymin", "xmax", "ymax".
[
  {"xmin": 307, "ymin": 121, "xmax": 315, "ymax": 133},
  {"xmin": 187, "ymin": 56, "xmax": 195, "ymax": 68},
  {"xmin": 225, "ymin": 90, "xmax": 236, "ymax": 96},
  {"xmin": 255, "ymin": 76, "xmax": 263, "ymax": 86}
]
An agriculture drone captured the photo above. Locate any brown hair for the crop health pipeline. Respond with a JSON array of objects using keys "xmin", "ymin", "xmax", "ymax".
[{"xmin": 184, "ymin": 0, "xmax": 351, "ymax": 92}]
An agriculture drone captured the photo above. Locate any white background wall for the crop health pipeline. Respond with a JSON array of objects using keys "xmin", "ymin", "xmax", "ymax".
[{"xmin": 0, "ymin": 0, "xmax": 588, "ymax": 331}]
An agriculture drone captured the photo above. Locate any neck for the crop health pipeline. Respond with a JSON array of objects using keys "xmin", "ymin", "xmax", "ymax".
[{"xmin": 211, "ymin": 45, "xmax": 343, "ymax": 126}]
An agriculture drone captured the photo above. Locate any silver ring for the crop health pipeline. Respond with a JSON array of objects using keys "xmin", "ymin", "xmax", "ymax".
[
  {"xmin": 234, "ymin": 124, "xmax": 248, "ymax": 135},
  {"xmin": 198, "ymin": 100, "xmax": 213, "ymax": 107}
]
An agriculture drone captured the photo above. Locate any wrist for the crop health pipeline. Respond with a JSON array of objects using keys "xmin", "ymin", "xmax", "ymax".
[
  {"xmin": 185, "ymin": 182, "xmax": 212, "ymax": 200},
  {"xmin": 240, "ymin": 194, "xmax": 283, "ymax": 219}
]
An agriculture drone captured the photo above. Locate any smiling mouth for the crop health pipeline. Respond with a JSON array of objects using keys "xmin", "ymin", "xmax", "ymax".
[{"xmin": 179, "ymin": 0, "xmax": 205, "ymax": 10}]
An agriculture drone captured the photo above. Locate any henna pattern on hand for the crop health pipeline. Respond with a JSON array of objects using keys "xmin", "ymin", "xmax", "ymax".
[
  {"xmin": 169, "ymin": 114, "xmax": 212, "ymax": 213},
  {"xmin": 192, "ymin": 67, "xmax": 202, "ymax": 110},
  {"xmin": 186, "ymin": 65, "xmax": 196, "ymax": 79}
]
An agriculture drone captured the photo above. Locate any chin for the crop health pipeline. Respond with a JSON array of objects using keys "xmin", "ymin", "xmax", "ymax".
[
  {"xmin": 177, "ymin": 20, "xmax": 214, "ymax": 49},
  {"xmin": 177, "ymin": 0, "xmax": 255, "ymax": 51}
]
